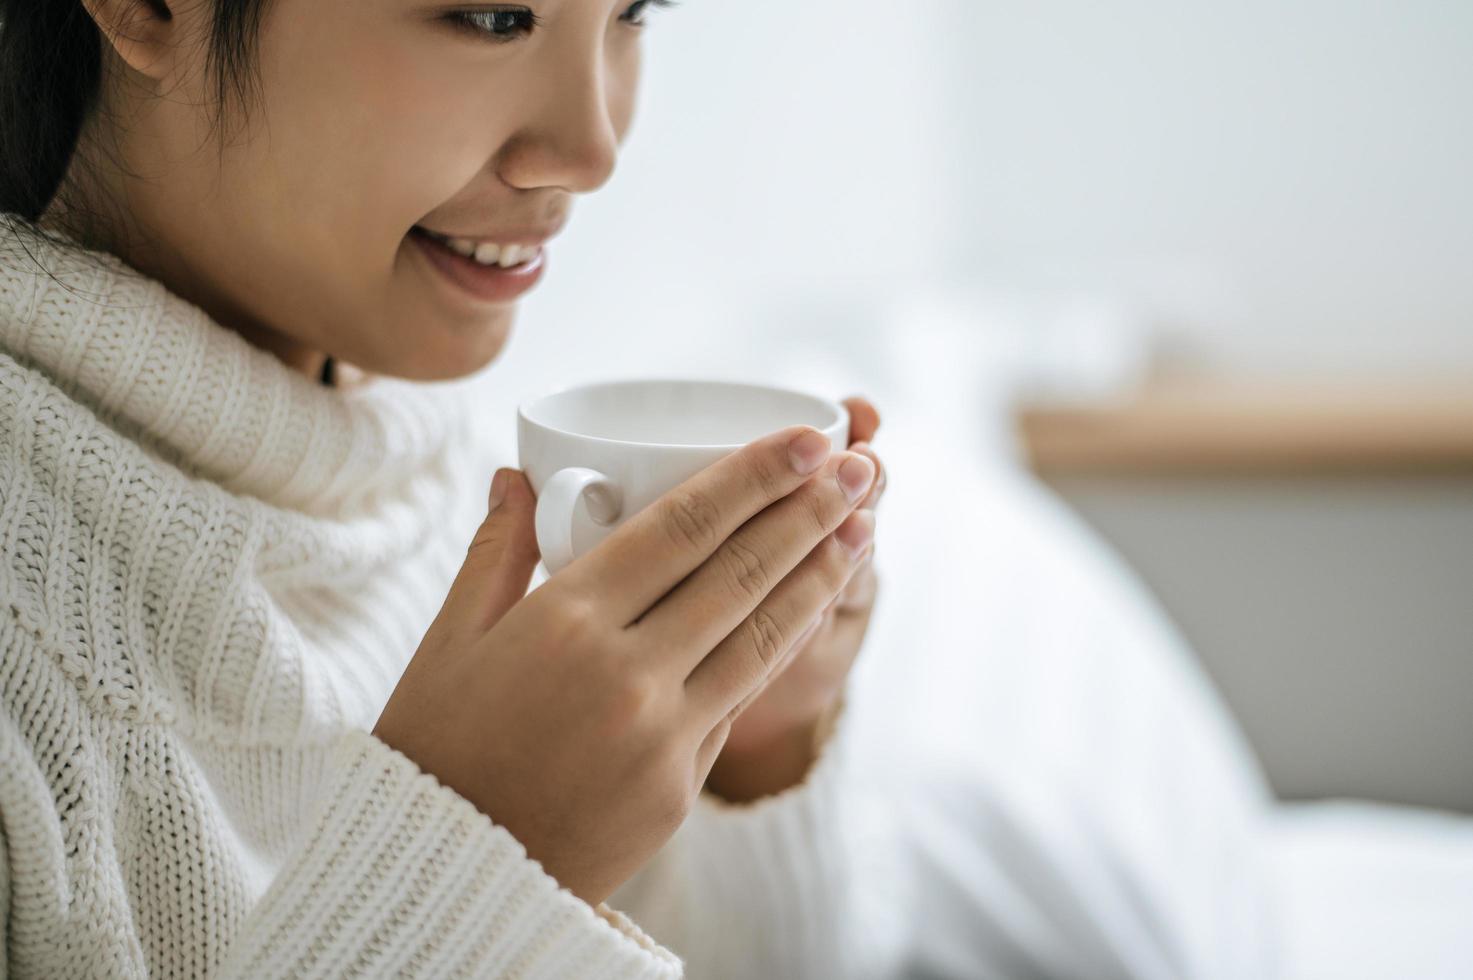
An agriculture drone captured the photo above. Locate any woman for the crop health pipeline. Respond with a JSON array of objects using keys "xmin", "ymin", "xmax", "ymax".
[
  {"xmin": 1, "ymin": 0, "xmax": 1297, "ymax": 977},
  {"xmin": 0, "ymin": 0, "xmax": 891, "ymax": 976}
]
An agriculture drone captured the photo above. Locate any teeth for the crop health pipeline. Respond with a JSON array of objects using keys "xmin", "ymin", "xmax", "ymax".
[{"xmin": 421, "ymin": 228, "xmax": 536, "ymax": 267}]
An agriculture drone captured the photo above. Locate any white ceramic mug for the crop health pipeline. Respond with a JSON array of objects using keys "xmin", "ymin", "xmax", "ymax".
[{"xmin": 517, "ymin": 378, "xmax": 850, "ymax": 575}]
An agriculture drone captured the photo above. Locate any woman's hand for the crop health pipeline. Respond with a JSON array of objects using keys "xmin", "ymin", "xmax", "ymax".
[
  {"xmin": 372, "ymin": 424, "xmax": 876, "ymax": 909},
  {"xmin": 705, "ymin": 396, "xmax": 887, "ymax": 803}
]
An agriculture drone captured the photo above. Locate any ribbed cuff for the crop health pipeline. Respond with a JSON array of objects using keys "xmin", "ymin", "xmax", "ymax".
[{"xmin": 218, "ymin": 730, "xmax": 684, "ymax": 980}]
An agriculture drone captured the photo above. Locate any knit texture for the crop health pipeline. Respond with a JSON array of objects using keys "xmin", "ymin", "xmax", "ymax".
[{"xmin": 0, "ymin": 215, "xmax": 865, "ymax": 978}]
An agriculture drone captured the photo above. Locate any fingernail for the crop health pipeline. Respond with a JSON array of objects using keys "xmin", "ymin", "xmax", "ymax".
[
  {"xmin": 836, "ymin": 509, "xmax": 876, "ymax": 558},
  {"xmin": 837, "ymin": 454, "xmax": 875, "ymax": 503},
  {"xmin": 488, "ymin": 470, "xmax": 508, "ymax": 512},
  {"xmin": 789, "ymin": 429, "xmax": 831, "ymax": 475}
]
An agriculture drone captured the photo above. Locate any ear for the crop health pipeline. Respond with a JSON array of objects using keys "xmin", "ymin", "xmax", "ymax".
[{"xmin": 79, "ymin": 0, "xmax": 182, "ymax": 83}]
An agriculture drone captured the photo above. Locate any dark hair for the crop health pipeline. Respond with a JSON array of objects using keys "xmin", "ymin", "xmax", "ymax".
[{"xmin": 0, "ymin": 0, "xmax": 272, "ymax": 249}]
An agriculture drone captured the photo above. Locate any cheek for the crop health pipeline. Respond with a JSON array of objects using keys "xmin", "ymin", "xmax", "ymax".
[
  {"xmin": 197, "ymin": 23, "xmax": 520, "ymax": 373},
  {"xmin": 248, "ymin": 13, "xmax": 508, "ymax": 265}
]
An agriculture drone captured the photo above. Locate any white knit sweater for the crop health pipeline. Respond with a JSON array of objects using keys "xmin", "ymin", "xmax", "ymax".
[{"xmin": 0, "ymin": 216, "xmax": 868, "ymax": 979}]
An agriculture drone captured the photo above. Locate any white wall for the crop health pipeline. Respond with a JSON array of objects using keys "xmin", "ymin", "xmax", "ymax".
[{"xmin": 942, "ymin": 0, "xmax": 1473, "ymax": 377}]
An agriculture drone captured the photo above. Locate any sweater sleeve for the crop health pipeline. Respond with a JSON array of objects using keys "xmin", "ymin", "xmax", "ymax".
[
  {"xmin": 605, "ymin": 688, "xmax": 872, "ymax": 979},
  {"xmin": 215, "ymin": 729, "xmax": 684, "ymax": 980}
]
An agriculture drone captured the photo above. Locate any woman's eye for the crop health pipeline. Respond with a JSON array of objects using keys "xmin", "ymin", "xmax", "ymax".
[
  {"xmin": 444, "ymin": 1, "xmax": 677, "ymax": 43},
  {"xmin": 444, "ymin": 7, "xmax": 542, "ymax": 43},
  {"xmin": 619, "ymin": 0, "xmax": 679, "ymax": 28}
]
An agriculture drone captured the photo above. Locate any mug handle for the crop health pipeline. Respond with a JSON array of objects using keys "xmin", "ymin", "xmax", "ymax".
[{"xmin": 534, "ymin": 467, "xmax": 625, "ymax": 574}]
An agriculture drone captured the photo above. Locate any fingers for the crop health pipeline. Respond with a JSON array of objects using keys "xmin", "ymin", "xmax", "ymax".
[
  {"xmin": 842, "ymin": 395, "xmax": 881, "ymax": 446},
  {"xmin": 695, "ymin": 715, "xmax": 732, "ymax": 785},
  {"xmin": 437, "ymin": 469, "xmax": 544, "ymax": 637},
  {"xmin": 681, "ymin": 508, "xmax": 876, "ymax": 729},
  {"xmin": 840, "ymin": 394, "xmax": 884, "ymax": 509},
  {"xmin": 559, "ymin": 425, "xmax": 841, "ymax": 626},
  {"xmin": 632, "ymin": 451, "xmax": 877, "ymax": 676},
  {"xmin": 835, "ymin": 553, "xmax": 878, "ymax": 614},
  {"xmin": 848, "ymin": 441, "xmax": 887, "ymax": 511}
]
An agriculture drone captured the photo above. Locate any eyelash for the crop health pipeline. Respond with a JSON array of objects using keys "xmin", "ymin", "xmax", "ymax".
[{"xmin": 446, "ymin": 1, "xmax": 679, "ymax": 42}]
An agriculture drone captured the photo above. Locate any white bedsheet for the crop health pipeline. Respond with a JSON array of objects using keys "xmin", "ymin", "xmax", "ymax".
[{"xmin": 1270, "ymin": 800, "xmax": 1473, "ymax": 980}]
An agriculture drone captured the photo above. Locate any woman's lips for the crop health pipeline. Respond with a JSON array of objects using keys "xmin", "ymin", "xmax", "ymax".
[{"xmin": 409, "ymin": 225, "xmax": 546, "ymax": 304}]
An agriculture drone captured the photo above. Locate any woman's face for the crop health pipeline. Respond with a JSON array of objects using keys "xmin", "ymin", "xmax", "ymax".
[{"xmin": 73, "ymin": 0, "xmax": 662, "ymax": 380}]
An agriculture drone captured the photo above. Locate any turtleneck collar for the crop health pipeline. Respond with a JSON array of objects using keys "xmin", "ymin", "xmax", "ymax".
[{"xmin": 0, "ymin": 214, "xmax": 482, "ymax": 518}]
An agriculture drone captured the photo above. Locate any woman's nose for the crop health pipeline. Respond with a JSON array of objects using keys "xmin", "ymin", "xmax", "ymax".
[{"xmin": 498, "ymin": 63, "xmax": 621, "ymax": 195}]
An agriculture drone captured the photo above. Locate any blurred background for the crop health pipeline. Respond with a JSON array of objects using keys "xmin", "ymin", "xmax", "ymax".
[{"xmin": 474, "ymin": 0, "xmax": 1473, "ymax": 818}]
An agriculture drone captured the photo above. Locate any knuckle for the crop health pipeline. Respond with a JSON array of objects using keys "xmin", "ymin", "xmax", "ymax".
[
  {"xmin": 716, "ymin": 536, "xmax": 770, "ymax": 603},
  {"xmin": 744, "ymin": 607, "xmax": 789, "ymax": 672},
  {"xmin": 800, "ymin": 483, "xmax": 835, "ymax": 537},
  {"xmin": 553, "ymin": 594, "xmax": 601, "ymax": 646},
  {"xmin": 604, "ymin": 672, "xmax": 663, "ymax": 734},
  {"xmin": 751, "ymin": 447, "xmax": 791, "ymax": 501},
  {"xmin": 655, "ymin": 772, "xmax": 695, "ymax": 827},
  {"xmin": 664, "ymin": 488, "xmax": 723, "ymax": 552},
  {"xmin": 825, "ymin": 534, "xmax": 859, "ymax": 581},
  {"xmin": 464, "ymin": 520, "xmax": 507, "ymax": 561},
  {"xmin": 642, "ymin": 740, "xmax": 696, "ymax": 823}
]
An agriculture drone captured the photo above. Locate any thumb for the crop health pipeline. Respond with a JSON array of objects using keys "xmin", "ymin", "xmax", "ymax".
[{"xmin": 442, "ymin": 468, "xmax": 543, "ymax": 635}]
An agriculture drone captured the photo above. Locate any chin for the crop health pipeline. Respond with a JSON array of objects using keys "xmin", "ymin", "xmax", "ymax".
[{"xmin": 373, "ymin": 319, "xmax": 514, "ymax": 382}]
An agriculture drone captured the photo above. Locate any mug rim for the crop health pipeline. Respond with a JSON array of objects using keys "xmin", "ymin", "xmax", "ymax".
[{"xmin": 517, "ymin": 376, "xmax": 847, "ymax": 450}]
